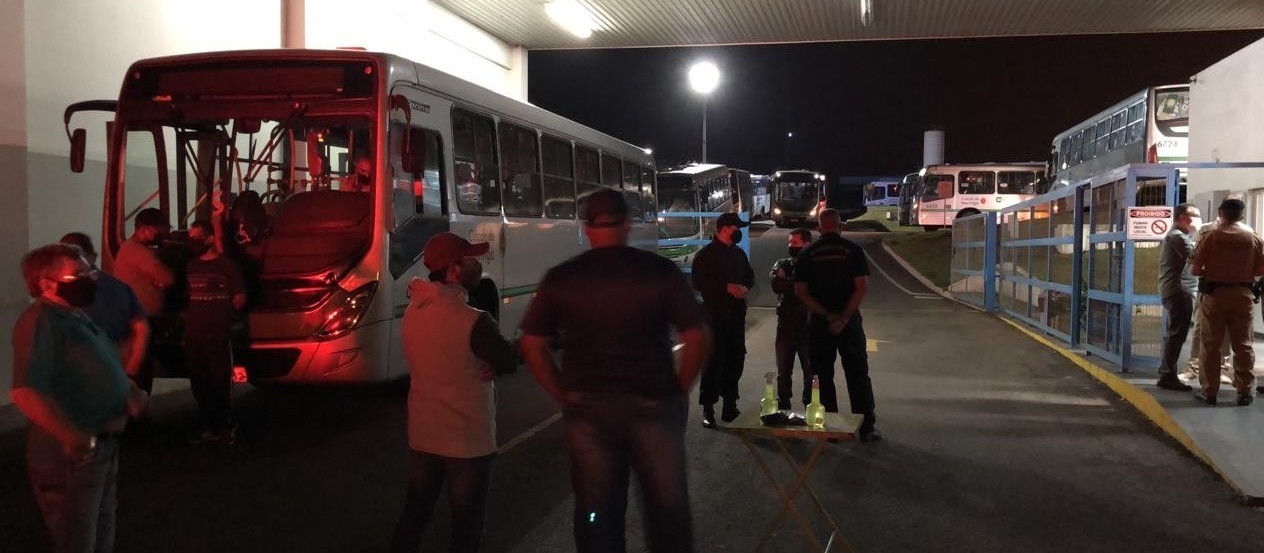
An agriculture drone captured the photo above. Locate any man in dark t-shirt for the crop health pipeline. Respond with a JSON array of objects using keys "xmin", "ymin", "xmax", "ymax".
[
  {"xmin": 520, "ymin": 188, "xmax": 711, "ymax": 553},
  {"xmin": 185, "ymin": 221, "xmax": 246, "ymax": 443},
  {"xmin": 794, "ymin": 208, "xmax": 880, "ymax": 442}
]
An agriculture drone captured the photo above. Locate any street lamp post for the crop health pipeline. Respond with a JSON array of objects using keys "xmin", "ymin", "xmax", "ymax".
[
  {"xmin": 688, "ymin": 62, "xmax": 720, "ymax": 163},
  {"xmin": 784, "ymin": 131, "xmax": 794, "ymax": 167}
]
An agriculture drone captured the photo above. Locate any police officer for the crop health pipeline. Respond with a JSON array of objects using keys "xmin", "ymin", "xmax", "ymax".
[
  {"xmin": 1189, "ymin": 198, "xmax": 1264, "ymax": 406},
  {"xmin": 794, "ymin": 208, "xmax": 880, "ymax": 442},
  {"xmin": 770, "ymin": 228, "xmax": 813, "ymax": 410},
  {"xmin": 692, "ymin": 212, "xmax": 755, "ymax": 427}
]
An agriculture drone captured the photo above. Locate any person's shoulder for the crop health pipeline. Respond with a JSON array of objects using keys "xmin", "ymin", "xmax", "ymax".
[{"xmin": 13, "ymin": 301, "xmax": 56, "ymax": 339}]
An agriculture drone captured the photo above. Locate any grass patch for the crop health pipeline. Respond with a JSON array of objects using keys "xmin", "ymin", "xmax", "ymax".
[
  {"xmin": 847, "ymin": 207, "xmax": 922, "ymax": 233},
  {"xmin": 885, "ymin": 231, "xmax": 952, "ymax": 289}
]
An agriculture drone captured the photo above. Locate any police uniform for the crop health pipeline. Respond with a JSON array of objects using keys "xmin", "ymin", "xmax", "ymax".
[
  {"xmin": 691, "ymin": 213, "xmax": 754, "ymax": 421},
  {"xmin": 770, "ymin": 255, "xmax": 811, "ymax": 408},
  {"xmin": 1189, "ymin": 200, "xmax": 1264, "ymax": 403},
  {"xmin": 793, "ymin": 231, "xmax": 877, "ymax": 436}
]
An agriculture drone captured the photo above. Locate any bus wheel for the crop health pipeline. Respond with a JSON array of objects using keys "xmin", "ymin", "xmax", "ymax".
[
  {"xmin": 922, "ymin": 225, "xmax": 940, "ymax": 232},
  {"xmin": 955, "ymin": 209, "xmax": 981, "ymax": 220}
]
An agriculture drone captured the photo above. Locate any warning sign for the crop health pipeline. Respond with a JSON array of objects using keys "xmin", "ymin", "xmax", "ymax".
[{"xmin": 1127, "ymin": 207, "xmax": 1173, "ymax": 240}]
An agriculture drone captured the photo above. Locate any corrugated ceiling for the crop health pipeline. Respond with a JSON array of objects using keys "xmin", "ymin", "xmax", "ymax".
[{"xmin": 434, "ymin": 0, "xmax": 1264, "ymax": 49}]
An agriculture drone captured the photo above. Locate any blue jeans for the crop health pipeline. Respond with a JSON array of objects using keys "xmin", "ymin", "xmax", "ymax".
[
  {"xmin": 563, "ymin": 392, "xmax": 693, "ymax": 553},
  {"xmin": 390, "ymin": 450, "xmax": 493, "ymax": 553},
  {"xmin": 26, "ymin": 427, "xmax": 119, "ymax": 553}
]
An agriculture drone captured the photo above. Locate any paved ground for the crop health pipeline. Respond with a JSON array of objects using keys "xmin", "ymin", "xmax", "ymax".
[{"xmin": 3, "ymin": 225, "xmax": 1264, "ymax": 552}]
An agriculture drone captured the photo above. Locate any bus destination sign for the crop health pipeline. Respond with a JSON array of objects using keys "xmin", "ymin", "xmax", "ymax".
[{"xmin": 1127, "ymin": 207, "xmax": 1173, "ymax": 240}]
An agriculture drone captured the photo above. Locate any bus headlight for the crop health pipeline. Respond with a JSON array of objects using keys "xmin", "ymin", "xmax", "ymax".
[
  {"xmin": 773, "ymin": 207, "xmax": 781, "ymax": 215},
  {"xmin": 315, "ymin": 282, "xmax": 377, "ymax": 341}
]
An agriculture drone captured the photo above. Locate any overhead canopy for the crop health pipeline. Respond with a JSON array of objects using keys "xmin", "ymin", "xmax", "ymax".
[{"xmin": 435, "ymin": 0, "xmax": 1264, "ymax": 50}]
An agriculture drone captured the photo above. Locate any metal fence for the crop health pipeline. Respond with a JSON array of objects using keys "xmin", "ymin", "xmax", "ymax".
[{"xmin": 947, "ymin": 163, "xmax": 1264, "ymax": 371}]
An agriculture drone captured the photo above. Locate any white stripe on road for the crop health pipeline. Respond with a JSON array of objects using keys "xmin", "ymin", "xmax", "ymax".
[
  {"xmin": 863, "ymin": 250, "xmax": 939, "ymax": 299},
  {"xmin": 498, "ymin": 412, "xmax": 562, "ymax": 455}
]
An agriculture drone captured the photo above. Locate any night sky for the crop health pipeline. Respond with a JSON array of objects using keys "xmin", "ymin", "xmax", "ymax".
[{"xmin": 528, "ymin": 30, "xmax": 1264, "ymax": 179}]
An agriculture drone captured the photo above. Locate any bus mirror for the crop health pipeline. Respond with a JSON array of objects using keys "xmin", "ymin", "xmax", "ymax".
[
  {"xmin": 236, "ymin": 118, "xmax": 262, "ymax": 134},
  {"xmin": 69, "ymin": 128, "xmax": 86, "ymax": 173},
  {"xmin": 390, "ymin": 95, "xmax": 414, "ymax": 173}
]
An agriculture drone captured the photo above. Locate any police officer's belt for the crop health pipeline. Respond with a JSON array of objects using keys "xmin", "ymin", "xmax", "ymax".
[{"xmin": 1200, "ymin": 281, "xmax": 1253, "ymax": 293}]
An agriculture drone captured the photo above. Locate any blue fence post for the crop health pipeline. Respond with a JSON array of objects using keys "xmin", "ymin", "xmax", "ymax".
[
  {"xmin": 983, "ymin": 212, "xmax": 998, "ymax": 311},
  {"xmin": 1120, "ymin": 167, "xmax": 1138, "ymax": 372},
  {"xmin": 1069, "ymin": 185, "xmax": 1085, "ymax": 348},
  {"xmin": 739, "ymin": 211, "xmax": 751, "ymax": 258}
]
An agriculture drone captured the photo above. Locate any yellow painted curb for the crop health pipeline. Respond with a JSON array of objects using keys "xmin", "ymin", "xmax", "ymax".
[{"xmin": 997, "ymin": 317, "xmax": 1246, "ymax": 496}]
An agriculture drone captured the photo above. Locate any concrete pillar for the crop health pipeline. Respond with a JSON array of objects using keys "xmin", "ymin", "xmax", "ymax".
[
  {"xmin": 283, "ymin": 0, "xmax": 306, "ymax": 48},
  {"xmin": 923, "ymin": 129, "xmax": 944, "ymax": 167}
]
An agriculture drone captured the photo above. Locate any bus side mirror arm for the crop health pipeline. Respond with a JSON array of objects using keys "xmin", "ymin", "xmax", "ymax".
[
  {"xmin": 64, "ymin": 100, "xmax": 119, "ymax": 174},
  {"xmin": 390, "ymin": 95, "xmax": 414, "ymax": 173}
]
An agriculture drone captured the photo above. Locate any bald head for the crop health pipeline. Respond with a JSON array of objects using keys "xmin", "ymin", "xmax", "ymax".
[{"xmin": 818, "ymin": 209, "xmax": 841, "ymax": 233}]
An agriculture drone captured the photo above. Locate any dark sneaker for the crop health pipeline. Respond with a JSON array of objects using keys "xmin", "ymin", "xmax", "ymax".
[
  {"xmin": 1156, "ymin": 377, "xmax": 1192, "ymax": 392},
  {"xmin": 1237, "ymin": 394, "xmax": 1254, "ymax": 407},
  {"xmin": 721, "ymin": 404, "xmax": 741, "ymax": 423},
  {"xmin": 859, "ymin": 429, "xmax": 883, "ymax": 443},
  {"xmin": 701, "ymin": 406, "xmax": 717, "ymax": 429},
  {"xmin": 1194, "ymin": 391, "xmax": 1218, "ymax": 406},
  {"xmin": 777, "ymin": 399, "xmax": 792, "ymax": 411}
]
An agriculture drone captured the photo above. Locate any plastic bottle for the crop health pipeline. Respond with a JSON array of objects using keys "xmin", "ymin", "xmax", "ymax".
[
  {"xmin": 760, "ymin": 372, "xmax": 778, "ymax": 417},
  {"xmin": 806, "ymin": 375, "xmax": 826, "ymax": 429}
]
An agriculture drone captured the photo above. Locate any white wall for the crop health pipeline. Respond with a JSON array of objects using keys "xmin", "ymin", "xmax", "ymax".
[
  {"xmin": 304, "ymin": 0, "xmax": 527, "ymax": 100},
  {"xmin": 1187, "ymin": 37, "xmax": 1264, "ymax": 219}
]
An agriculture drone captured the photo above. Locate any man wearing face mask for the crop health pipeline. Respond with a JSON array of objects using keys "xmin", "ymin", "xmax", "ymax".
[
  {"xmin": 343, "ymin": 155, "xmax": 374, "ymax": 193},
  {"xmin": 113, "ymin": 207, "xmax": 174, "ymax": 393},
  {"xmin": 770, "ymin": 228, "xmax": 814, "ymax": 410},
  {"xmin": 12, "ymin": 244, "xmax": 147, "ymax": 553},
  {"xmin": 392, "ymin": 232, "xmax": 516, "ymax": 553},
  {"xmin": 183, "ymin": 221, "xmax": 246, "ymax": 443},
  {"xmin": 691, "ymin": 212, "xmax": 755, "ymax": 428},
  {"xmin": 59, "ymin": 233, "xmax": 150, "ymax": 384},
  {"xmin": 1156, "ymin": 204, "xmax": 1201, "ymax": 391}
]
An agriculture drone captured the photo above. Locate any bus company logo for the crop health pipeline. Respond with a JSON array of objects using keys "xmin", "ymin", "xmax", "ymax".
[{"xmin": 408, "ymin": 100, "xmax": 432, "ymax": 114}]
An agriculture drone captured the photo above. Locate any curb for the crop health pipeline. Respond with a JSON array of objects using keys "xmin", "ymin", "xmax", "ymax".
[
  {"xmin": 878, "ymin": 240, "xmax": 976, "ymax": 310},
  {"xmin": 882, "ymin": 239, "xmax": 1257, "ymax": 503}
]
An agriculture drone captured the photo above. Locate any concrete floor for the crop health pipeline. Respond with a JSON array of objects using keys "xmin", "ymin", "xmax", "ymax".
[{"xmin": 2, "ymin": 225, "xmax": 1263, "ymax": 552}]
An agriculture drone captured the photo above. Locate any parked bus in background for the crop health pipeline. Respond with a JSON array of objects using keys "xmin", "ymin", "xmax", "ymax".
[
  {"xmin": 1048, "ymin": 84, "xmax": 1189, "ymax": 189},
  {"xmin": 62, "ymin": 49, "xmax": 657, "ymax": 384},
  {"xmin": 657, "ymin": 163, "xmax": 733, "ymax": 265},
  {"xmin": 749, "ymin": 174, "xmax": 773, "ymax": 219},
  {"xmin": 864, "ymin": 180, "xmax": 901, "ymax": 208},
  {"xmin": 897, "ymin": 171, "xmax": 919, "ymax": 226},
  {"xmin": 771, "ymin": 169, "xmax": 825, "ymax": 227},
  {"xmin": 915, "ymin": 163, "xmax": 1047, "ymax": 231}
]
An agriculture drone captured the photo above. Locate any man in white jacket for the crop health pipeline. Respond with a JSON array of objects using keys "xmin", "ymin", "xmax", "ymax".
[{"xmin": 391, "ymin": 232, "xmax": 516, "ymax": 553}]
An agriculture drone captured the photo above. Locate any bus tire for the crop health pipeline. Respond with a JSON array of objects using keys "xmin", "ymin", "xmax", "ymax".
[
  {"xmin": 922, "ymin": 225, "xmax": 940, "ymax": 232},
  {"xmin": 955, "ymin": 209, "xmax": 981, "ymax": 220}
]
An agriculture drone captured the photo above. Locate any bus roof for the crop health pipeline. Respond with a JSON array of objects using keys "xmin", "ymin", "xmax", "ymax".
[{"xmin": 1049, "ymin": 84, "xmax": 1188, "ymax": 145}]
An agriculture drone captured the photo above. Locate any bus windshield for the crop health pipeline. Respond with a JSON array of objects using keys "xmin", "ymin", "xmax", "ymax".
[
  {"xmin": 1154, "ymin": 90, "xmax": 1189, "ymax": 123},
  {"xmin": 775, "ymin": 182, "xmax": 818, "ymax": 210},
  {"xmin": 657, "ymin": 175, "xmax": 700, "ymax": 239}
]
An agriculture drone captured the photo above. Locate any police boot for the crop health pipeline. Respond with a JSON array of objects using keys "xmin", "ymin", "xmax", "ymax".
[{"xmin": 701, "ymin": 405, "xmax": 717, "ymax": 429}]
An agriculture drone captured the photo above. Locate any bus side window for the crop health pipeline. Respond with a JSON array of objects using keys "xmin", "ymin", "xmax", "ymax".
[
  {"xmin": 600, "ymin": 153, "xmax": 622, "ymax": 190},
  {"xmin": 622, "ymin": 162, "xmax": 643, "ymax": 222},
  {"xmin": 575, "ymin": 146, "xmax": 601, "ymax": 219},
  {"xmin": 453, "ymin": 109, "xmax": 501, "ymax": 215},
  {"xmin": 541, "ymin": 135, "xmax": 576, "ymax": 220},
  {"xmin": 499, "ymin": 122, "xmax": 542, "ymax": 218},
  {"xmin": 640, "ymin": 166, "xmax": 656, "ymax": 221},
  {"xmin": 390, "ymin": 122, "xmax": 445, "ymax": 226}
]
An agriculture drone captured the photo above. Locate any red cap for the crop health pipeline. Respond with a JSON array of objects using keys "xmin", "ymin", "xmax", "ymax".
[{"xmin": 422, "ymin": 232, "xmax": 489, "ymax": 272}]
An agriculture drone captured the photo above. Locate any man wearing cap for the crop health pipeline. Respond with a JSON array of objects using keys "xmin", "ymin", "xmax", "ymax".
[
  {"xmin": 690, "ymin": 211, "xmax": 755, "ymax": 427},
  {"xmin": 794, "ymin": 208, "xmax": 881, "ymax": 442},
  {"xmin": 419, "ymin": 231, "xmax": 498, "ymax": 318},
  {"xmin": 112, "ymin": 207, "xmax": 174, "ymax": 393},
  {"xmin": 1189, "ymin": 198, "xmax": 1264, "ymax": 406},
  {"xmin": 392, "ymin": 232, "xmax": 517, "ymax": 553},
  {"xmin": 520, "ymin": 188, "xmax": 711, "ymax": 553}
]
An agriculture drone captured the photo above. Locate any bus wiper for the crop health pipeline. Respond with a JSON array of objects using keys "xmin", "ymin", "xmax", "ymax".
[{"xmin": 242, "ymin": 103, "xmax": 308, "ymax": 188}]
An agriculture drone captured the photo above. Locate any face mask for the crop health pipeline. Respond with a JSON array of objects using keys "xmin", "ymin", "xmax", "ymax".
[
  {"xmin": 788, "ymin": 247, "xmax": 803, "ymax": 258},
  {"xmin": 190, "ymin": 240, "xmax": 212, "ymax": 256},
  {"xmin": 730, "ymin": 230, "xmax": 743, "ymax": 243},
  {"xmin": 1190, "ymin": 217, "xmax": 1203, "ymax": 231},
  {"xmin": 458, "ymin": 259, "xmax": 483, "ymax": 291},
  {"xmin": 56, "ymin": 276, "xmax": 97, "ymax": 307}
]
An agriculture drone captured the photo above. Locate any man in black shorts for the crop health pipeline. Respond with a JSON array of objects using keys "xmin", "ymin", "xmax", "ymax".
[
  {"xmin": 520, "ymin": 188, "xmax": 711, "ymax": 552},
  {"xmin": 794, "ymin": 209, "xmax": 881, "ymax": 442}
]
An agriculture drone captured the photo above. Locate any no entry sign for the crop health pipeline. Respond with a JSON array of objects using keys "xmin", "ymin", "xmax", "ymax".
[{"xmin": 1127, "ymin": 207, "xmax": 1173, "ymax": 240}]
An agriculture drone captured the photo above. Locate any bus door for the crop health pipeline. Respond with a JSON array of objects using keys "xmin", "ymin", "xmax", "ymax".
[{"xmin": 919, "ymin": 173, "xmax": 955, "ymax": 227}]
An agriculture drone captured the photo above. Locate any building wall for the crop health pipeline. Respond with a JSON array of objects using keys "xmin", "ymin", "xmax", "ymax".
[{"xmin": 1188, "ymin": 37, "xmax": 1264, "ymax": 219}]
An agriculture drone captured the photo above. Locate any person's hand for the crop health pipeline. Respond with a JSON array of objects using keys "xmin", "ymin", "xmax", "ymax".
[
  {"xmin": 126, "ymin": 382, "xmax": 149, "ymax": 419},
  {"xmin": 726, "ymin": 283, "xmax": 749, "ymax": 299},
  {"xmin": 62, "ymin": 432, "xmax": 94, "ymax": 463},
  {"xmin": 478, "ymin": 366, "xmax": 496, "ymax": 382},
  {"xmin": 211, "ymin": 189, "xmax": 226, "ymax": 217},
  {"xmin": 775, "ymin": 268, "xmax": 786, "ymax": 278},
  {"xmin": 827, "ymin": 313, "xmax": 847, "ymax": 336}
]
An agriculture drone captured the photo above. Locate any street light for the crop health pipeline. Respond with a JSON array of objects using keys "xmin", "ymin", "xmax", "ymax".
[
  {"xmin": 688, "ymin": 61, "xmax": 720, "ymax": 163},
  {"xmin": 784, "ymin": 132, "xmax": 794, "ymax": 167}
]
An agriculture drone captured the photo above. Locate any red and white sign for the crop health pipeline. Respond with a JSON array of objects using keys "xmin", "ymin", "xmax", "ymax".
[{"xmin": 1127, "ymin": 207, "xmax": 1173, "ymax": 240}]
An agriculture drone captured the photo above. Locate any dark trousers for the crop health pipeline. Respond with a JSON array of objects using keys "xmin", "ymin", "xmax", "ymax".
[
  {"xmin": 808, "ymin": 314, "xmax": 876, "ymax": 433},
  {"xmin": 775, "ymin": 325, "xmax": 812, "ymax": 406},
  {"xmin": 391, "ymin": 450, "xmax": 493, "ymax": 553},
  {"xmin": 1160, "ymin": 293, "xmax": 1194, "ymax": 377},
  {"xmin": 563, "ymin": 392, "xmax": 693, "ymax": 553},
  {"xmin": 699, "ymin": 310, "xmax": 746, "ymax": 407},
  {"xmin": 186, "ymin": 338, "xmax": 233, "ymax": 433},
  {"xmin": 26, "ymin": 427, "xmax": 119, "ymax": 553}
]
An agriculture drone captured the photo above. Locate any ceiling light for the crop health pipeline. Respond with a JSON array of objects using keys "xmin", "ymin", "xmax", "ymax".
[{"xmin": 546, "ymin": 0, "xmax": 595, "ymax": 39}]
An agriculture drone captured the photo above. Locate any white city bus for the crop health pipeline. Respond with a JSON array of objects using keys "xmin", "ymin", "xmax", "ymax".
[
  {"xmin": 864, "ymin": 180, "xmax": 901, "ymax": 208},
  {"xmin": 656, "ymin": 163, "xmax": 733, "ymax": 265},
  {"xmin": 771, "ymin": 169, "xmax": 825, "ymax": 227},
  {"xmin": 63, "ymin": 49, "xmax": 657, "ymax": 383},
  {"xmin": 915, "ymin": 163, "xmax": 1047, "ymax": 230},
  {"xmin": 1048, "ymin": 84, "xmax": 1189, "ymax": 188}
]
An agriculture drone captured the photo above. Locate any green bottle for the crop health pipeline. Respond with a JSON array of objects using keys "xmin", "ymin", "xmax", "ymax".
[
  {"xmin": 806, "ymin": 375, "xmax": 826, "ymax": 429},
  {"xmin": 760, "ymin": 372, "xmax": 778, "ymax": 417}
]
